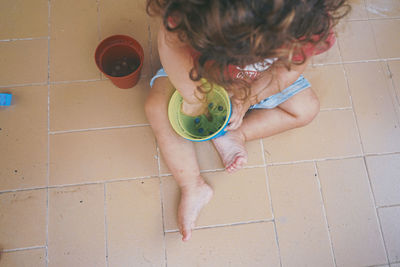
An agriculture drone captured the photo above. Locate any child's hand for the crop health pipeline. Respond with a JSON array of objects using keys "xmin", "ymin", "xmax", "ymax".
[
  {"xmin": 181, "ymin": 99, "xmax": 208, "ymax": 117},
  {"xmin": 226, "ymin": 100, "xmax": 251, "ymax": 131}
]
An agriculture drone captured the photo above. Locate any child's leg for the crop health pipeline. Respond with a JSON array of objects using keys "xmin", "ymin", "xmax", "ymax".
[
  {"xmin": 213, "ymin": 87, "xmax": 320, "ymax": 172},
  {"xmin": 145, "ymin": 77, "xmax": 213, "ymax": 241}
]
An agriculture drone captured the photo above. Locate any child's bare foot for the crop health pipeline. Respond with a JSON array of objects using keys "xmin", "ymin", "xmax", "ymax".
[
  {"xmin": 212, "ymin": 131, "xmax": 248, "ymax": 173},
  {"xmin": 178, "ymin": 181, "xmax": 213, "ymax": 241}
]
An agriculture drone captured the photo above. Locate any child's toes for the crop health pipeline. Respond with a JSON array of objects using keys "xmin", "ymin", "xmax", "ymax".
[{"xmin": 181, "ymin": 228, "xmax": 192, "ymax": 241}]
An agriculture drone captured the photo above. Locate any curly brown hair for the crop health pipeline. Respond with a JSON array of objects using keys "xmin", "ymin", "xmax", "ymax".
[{"xmin": 147, "ymin": 0, "xmax": 349, "ymax": 100}]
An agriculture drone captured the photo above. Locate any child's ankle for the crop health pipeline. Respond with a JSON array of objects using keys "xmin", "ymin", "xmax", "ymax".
[{"xmin": 180, "ymin": 177, "xmax": 208, "ymax": 192}]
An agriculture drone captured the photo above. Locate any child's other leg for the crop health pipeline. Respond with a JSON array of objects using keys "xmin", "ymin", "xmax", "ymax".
[
  {"xmin": 145, "ymin": 77, "xmax": 213, "ymax": 241},
  {"xmin": 213, "ymin": 87, "xmax": 320, "ymax": 173}
]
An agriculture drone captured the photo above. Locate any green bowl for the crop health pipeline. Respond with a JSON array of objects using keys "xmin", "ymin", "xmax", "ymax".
[{"xmin": 168, "ymin": 80, "xmax": 232, "ymax": 142}]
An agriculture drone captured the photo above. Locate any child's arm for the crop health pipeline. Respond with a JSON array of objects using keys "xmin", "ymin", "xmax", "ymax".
[
  {"xmin": 157, "ymin": 24, "xmax": 208, "ymax": 116},
  {"xmin": 226, "ymin": 58, "xmax": 311, "ymax": 131}
]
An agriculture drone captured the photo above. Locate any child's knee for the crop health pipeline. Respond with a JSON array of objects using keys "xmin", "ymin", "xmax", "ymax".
[
  {"xmin": 295, "ymin": 93, "xmax": 320, "ymax": 127},
  {"xmin": 145, "ymin": 93, "xmax": 163, "ymax": 120}
]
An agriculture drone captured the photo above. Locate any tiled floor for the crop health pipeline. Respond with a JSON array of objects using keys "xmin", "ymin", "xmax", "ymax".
[{"xmin": 0, "ymin": 0, "xmax": 399, "ymax": 266}]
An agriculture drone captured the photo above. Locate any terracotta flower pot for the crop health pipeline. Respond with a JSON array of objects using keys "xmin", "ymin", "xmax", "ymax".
[{"xmin": 95, "ymin": 35, "xmax": 144, "ymax": 89}]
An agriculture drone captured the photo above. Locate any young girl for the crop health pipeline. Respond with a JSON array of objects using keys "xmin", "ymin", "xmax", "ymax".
[{"xmin": 145, "ymin": 0, "xmax": 349, "ymax": 241}]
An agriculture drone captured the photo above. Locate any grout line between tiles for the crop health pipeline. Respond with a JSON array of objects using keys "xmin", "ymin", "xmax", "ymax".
[
  {"xmin": 45, "ymin": 187, "xmax": 50, "ymax": 266},
  {"xmin": 0, "ymin": 82, "xmax": 48, "ymax": 89},
  {"xmin": 384, "ymin": 62, "xmax": 400, "ymax": 124},
  {"xmin": 347, "ymin": 17, "xmax": 400, "ymax": 22},
  {"xmin": 314, "ymin": 162, "xmax": 338, "ymax": 267},
  {"xmin": 0, "ymin": 176, "xmax": 159, "ymax": 194},
  {"xmin": 154, "ymin": 134, "xmax": 167, "ymax": 266},
  {"xmin": 339, "ymin": 43, "xmax": 365, "ymax": 156},
  {"xmin": 48, "ymin": 176, "xmax": 159, "ymax": 188},
  {"xmin": 49, "ymin": 124, "xmax": 151, "ymax": 135},
  {"xmin": 341, "ymin": 38, "xmax": 391, "ymax": 264},
  {"xmin": 387, "ymin": 58, "xmax": 400, "ymax": 63},
  {"xmin": 3, "ymin": 151, "xmax": 399, "ymax": 195},
  {"xmin": 96, "ymin": 0, "xmax": 101, "ymax": 42},
  {"xmin": 386, "ymin": 61, "xmax": 400, "ymax": 102},
  {"xmin": 1, "ymin": 246, "xmax": 47, "ymax": 253},
  {"xmin": 311, "ymin": 61, "xmax": 342, "ymax": 67},
  {"xmin": 312, "ymin": 58, "xmax": 400, "ymax": 67},
  {"xmin": 368, "ymin": 17, "xmax": 400, "ymax": 21},
  {"xmin": 46, "ymin": 1, "xmax": 51, "ymax": 266},
  {"xmin": 0, "ymin": 37, "xmax": 49, "ymax": 42},
  {"xmin": 203, "ymin": 164, "xmax": 268, "ymax": 175},
  {"xmin": 96, "ymin": 0, "xmax": 103, "ymax": 81},
  {"xmin": 364, "ymin": 264, "xmax": 393, "ymax": 267},
  {"xmin": 364, "ymin": 151, "xmax": 400, "ymax": 157},
  {"xmin": 103, "ymin": 184, "xmax": 109, "ymax": 267},
  {"xmin": 164, "ymin": 218, "xmax": 275, "ymax": 233},
  {"xmin": 266, "ymin": 154, "xmax": 364, "ymax": 166},
  {"xmin": 50, "ymin": 78, "xmax": 103, "ymax": 85},
  {"xmin": 147, "ymin": 15, "xmax": 154, "ymax": 76},
  {"xmin": 342, "ymin": 58, "xmax": 400, "ymax": 64},
  {"xmin": 363, "ymin": 159, "xmax": 392, "ymax": 265},
  {"xmin": 260, "ymin": 138, "xmax": 283, "ymax": 267},
  {"xmin": 367, "ymin": 15, "xmax": 387, "ymax": 66},
  {"xmin": 158, "ymin": 164, "xmax": 267, "ymax": 177},
  {"xmin": 0, "ymin": 186, "xmax": 49, "ymax": 195},
  {"xmin": 377, "ymin": 203, "xmax": 400, "ymax": 209},
  {"xmin": 158, "ymin": 176, "xmax": 168, "ymax": 267},
  {"xmin": 152, "ymin": 150, "xmax": 400, "ymax": 177},
  {"xmin": 319, "ymin": 107, "xmax": 352, "ymax": 112}
]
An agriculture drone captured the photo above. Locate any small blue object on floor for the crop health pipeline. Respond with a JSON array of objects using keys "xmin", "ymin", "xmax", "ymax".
[{"xmin": 0, "ymin": 93, "xmax": 12, "ymax": 106}]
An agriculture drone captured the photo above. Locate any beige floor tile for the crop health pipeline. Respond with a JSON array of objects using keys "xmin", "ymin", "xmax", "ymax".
[
  {"xmin": 0, "ymin": 249, "xmax": 46, "ymax": 267},
  {"xmin": 347, "ymin": 0, "xmax": 369, "ymax": 20},
  {"xmin": 165, "ymin": 222, "xmax": 280, "ymax": 267},
  {"xmin": 388, "ymin": 61, "xmax": 400, "ymax": 104},
  {"xmin": 262, "ymin": 110, "xmax": 362, "ymax": 163},
  {"xmin": 304, "ymin": 65, "xmax": 351, "ymax": 109},
  {"xmin": 312, "ymin": 38, "xmax": 342, "ymax": 65},
  {"xmin": 0, "ymin": 40, "xmax": 48, "ymax": 86},
  {"xmin": 50, "ymin": 127, "xmax": 157, "ymax": 185},
  {"xmin": 371, "ymin": 20, "xmax": 400, "ymax": 59},
  {"xmin": 162, "ymin": 168, "xmax": 272, "ymax": 231},
  {"xmin": 337, "ymin": 20, "xmax": 379, "ymax": 62},
  {"xmin": 0, "ymin": 0, "xmax": 48, "ymax": 40},
  {"xmin": 268, "ymin": 163, "xmax": 334, "ymax": 267},
  {"xmin": 106, "ymin": 178, "xmax": 164, "ymax": 266},
  {"xmin": 50, "ymin": 79, "xmax": 149, "ymax": 131},
  {"xmin": 0, "ymin": 86, "xmax": 48, "ymax": 191},
  {"xmin": 345, "ymin": 62, "xmax": 400, "ymax": 154},
  {"xmin": 366, "ymin": 0, "xmax": 400, "ymax": 18},
  {"xmin": 99, "ymin": 0, "xmax": 152, "ymax": 78},
  {"xmin": 48, "ymin": 184, "xmax": 106, "ymax": 267},
  {"xmin": 391, "ymin": 263, "xmax": 400, "ymax": 267},
  {"xmin": 0, "ymin": 189, "xmax": 46, "ymax": 250},
  {"xmin": 50, "ymin": 0, "xmax": 100, "ymax": 82},
  {"xmin": 366, "ymin": 154, "xmax": 400, "ymax": 206},
  {"xmin": 160, "ymin": 139, "xmax": 264, "ymax": 174},
  {"xmin": 378, "ymin": 206, "xmax": 400, "ymax": 262},
  {"xmin": 317, "ymin": 158, "xmax": 387, "ymax": 267}
]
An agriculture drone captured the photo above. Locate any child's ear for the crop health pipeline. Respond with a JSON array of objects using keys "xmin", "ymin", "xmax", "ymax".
[{"xmin": 161, "ymin": 23, "xmax": 187, "ymax": 48}]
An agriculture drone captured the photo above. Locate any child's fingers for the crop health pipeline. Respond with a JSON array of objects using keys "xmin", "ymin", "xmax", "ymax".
[{"xmin": 226, "ymin": 117, "xmax": 242, "ymax": 131}]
